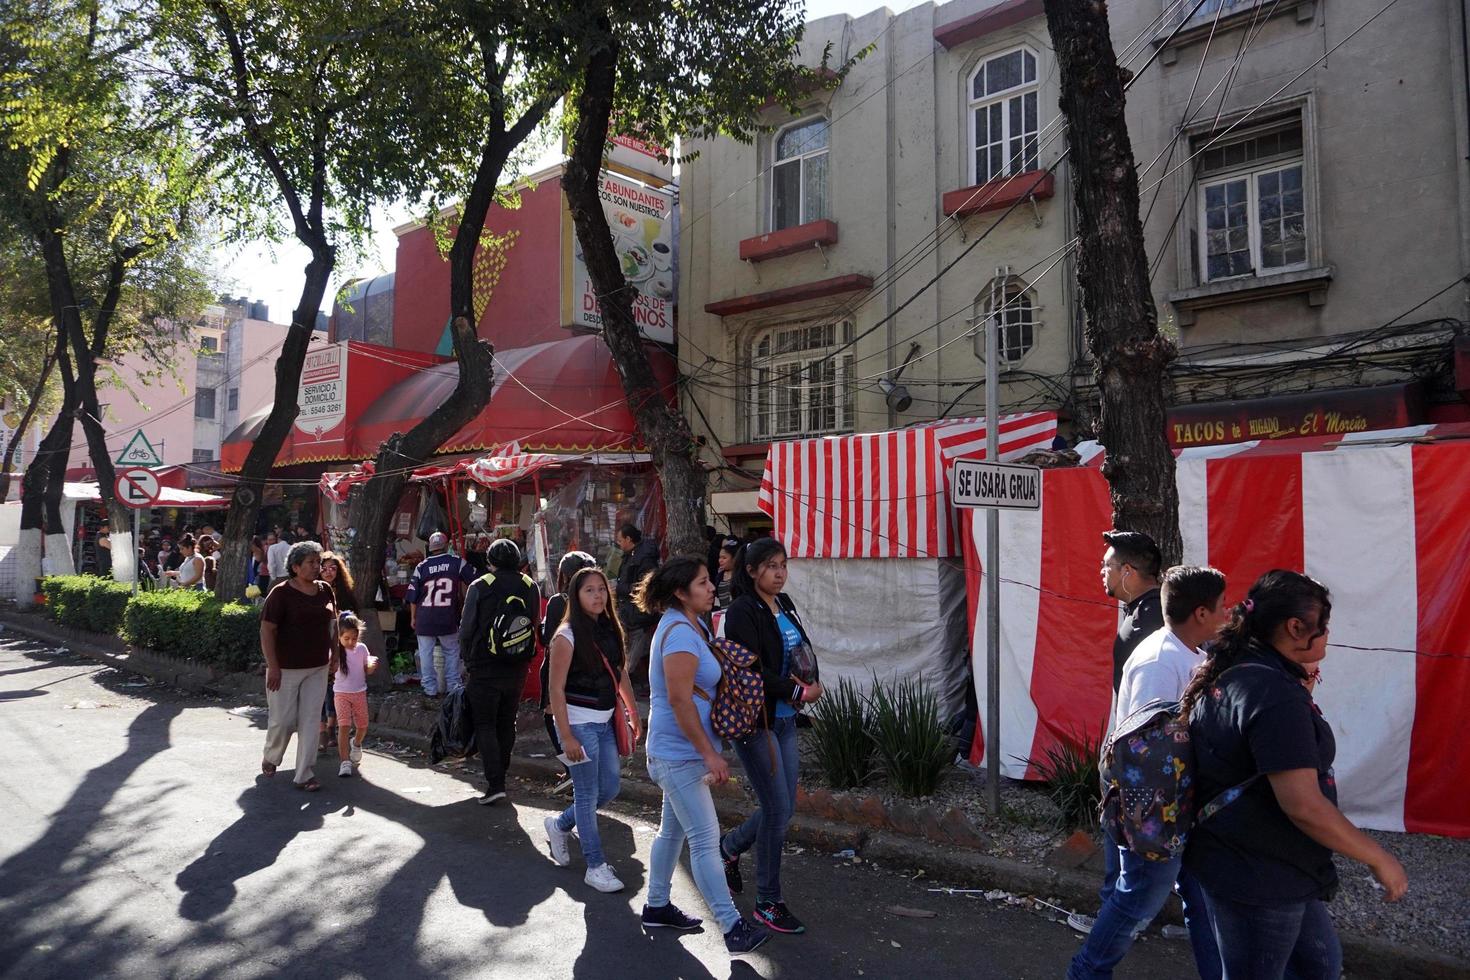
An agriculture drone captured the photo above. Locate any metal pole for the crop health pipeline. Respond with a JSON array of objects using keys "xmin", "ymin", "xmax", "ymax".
[
  {"xmin": 985, "ymin": 303, "xmax": 1002, "ymax": 817},
  {"xmin": 132, "ymin": 507, "xmax": 140, "ymax": 596}
]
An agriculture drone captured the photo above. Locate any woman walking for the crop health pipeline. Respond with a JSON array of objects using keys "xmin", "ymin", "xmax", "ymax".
[
  {"xmin": 712, "ymin": 538, "xmax": 740, "ymax": 610},
  {"xmin": 1182, "ymin": 569, "xmax": 1407, "ymax": 979},
  {"xmin": 637, "ymin": 556, "xmax": 770, "ymax": 954},
  {"xmin": 259, "ymin": 541, "xmax": 336, "ymax": 791},
  {"xmin": 719, "ymin": 537, "xmax": 822, "ymax": 934},
  {"xmin": 539, "ymin": 551, "xmax": 600, "ymax": 753},
  {"xmin": 542, "ymin": 566, "xmax": 640, "ymax": 892}
]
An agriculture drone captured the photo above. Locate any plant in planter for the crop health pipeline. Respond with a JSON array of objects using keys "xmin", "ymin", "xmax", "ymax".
[
  {"xmin": 868, "ymin": 674, "xmax": 953, "ymax": 799},
  {"xmin": 808, "ymin": 677, "xmax": 876, "ymax": 790},
  {"xmin": 1023, "ymin": 726, "xmax": 1105, "ymax": 831}
]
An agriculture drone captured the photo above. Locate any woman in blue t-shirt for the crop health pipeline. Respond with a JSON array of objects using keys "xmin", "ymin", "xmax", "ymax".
[
  {"xmin": 636, "ymin": 555, "xmax": 771, "ymax": 955},
  {"xmin": 1181, "ymin": 570, "xmax": 1407, "ymax": 979},
  {"xmin": 719, "ymin": 537, "xmax": 823, "ymax": 936}
]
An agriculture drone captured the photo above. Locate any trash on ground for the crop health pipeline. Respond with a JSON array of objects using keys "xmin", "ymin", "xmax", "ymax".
[
  {"xmin": 1161, "ymin": 925, "xmax": 1189, "ymax": 939},
  {"xmin": 886, "ymin": 905, "xmax": 938, "ymax": 919},
  {"xmin": 889, "ymin": 940, "xmax": 902, "ymax": 948},
  {"xmin": 833, "ymin": 848, "xmax": 856, "ymax": 859}
]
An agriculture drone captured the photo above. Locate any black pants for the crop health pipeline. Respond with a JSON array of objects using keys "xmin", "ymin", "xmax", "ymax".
[{"xmin": 466, "ymin": 662, "xmax": 530, "ymax": 794}]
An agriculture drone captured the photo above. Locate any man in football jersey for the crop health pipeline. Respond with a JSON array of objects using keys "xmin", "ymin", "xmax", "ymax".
[{"xmin": 406, "ymin": 531, "xmax": 478, "ymax": 697}]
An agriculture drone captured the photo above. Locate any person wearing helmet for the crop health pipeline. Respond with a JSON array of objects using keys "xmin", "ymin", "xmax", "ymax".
[
  {"xmin": 460, "ymin": 537, "xmax": 542, "ymax": 805},
  {"xmin": 539, "ymin": 552, "xmax": 600, "ymax": 753}
]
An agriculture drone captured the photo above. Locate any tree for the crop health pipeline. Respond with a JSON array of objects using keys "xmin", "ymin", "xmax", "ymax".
[
  {"xmin": 0, "ymin": 242, "xmax": 60, "ymax": 503},
  {"xmin": 562, "ymin": 2, "xmax": 846, "ymax": 556},
  {"xmin": 1041, "ymin": 0, "xmax": 1182, "ymax": 562}
]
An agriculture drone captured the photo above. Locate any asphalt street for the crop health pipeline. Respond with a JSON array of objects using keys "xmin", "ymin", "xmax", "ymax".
[{"xmin": 0, "ymin": 633, "xmax": 1192, "ymax": 979}]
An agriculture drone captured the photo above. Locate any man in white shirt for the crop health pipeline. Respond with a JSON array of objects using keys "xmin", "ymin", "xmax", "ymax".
[
  {"xmin": 1070, "ymin": 565, "xmax": 1229, "ymax": 980},
  {"xmin": 266, "ymin": 530, "xmax": 293, "ymax": 586}
]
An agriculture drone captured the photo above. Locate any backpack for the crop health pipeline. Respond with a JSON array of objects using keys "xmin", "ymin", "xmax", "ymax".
[
  {"xmin": 686, "ymin": 634, "xmax": 764, "ymax": 741},
  {"xmin": 479, "ymin": 572, "xmax": 537, "ymax": 660}
]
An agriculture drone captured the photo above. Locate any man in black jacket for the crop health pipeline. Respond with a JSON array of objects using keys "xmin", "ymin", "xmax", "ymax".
[
  {"xmin": 613, "ymin": 523, "xmax": 659, "ymax": 688},
  {"xmin": 459, "ymin": 538, "xmax": 541, "ymax": 805}
]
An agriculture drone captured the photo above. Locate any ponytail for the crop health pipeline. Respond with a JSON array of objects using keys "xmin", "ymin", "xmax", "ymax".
[{"xmin": 731, "ymin": 537, "xmax": 787, "ymax": 599}]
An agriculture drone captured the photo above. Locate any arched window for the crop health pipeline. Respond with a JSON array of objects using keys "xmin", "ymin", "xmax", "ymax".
[
  {"xmin": 974, "ymin": 275, "xmax": 1039, "ymax": 366},
  {"xmin": 968, "ymin": 47, "xmax": 1039, "ymax": 186},
  {"xmin": 749, "ymin": 320, "xmax": 854, "ymax": 439},
  {"xmin": 771, "ymin": 117, "xmax": 829, "ymax": 231}
]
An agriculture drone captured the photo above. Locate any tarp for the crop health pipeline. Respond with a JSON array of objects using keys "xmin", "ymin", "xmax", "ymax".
[
  {"xmin": 964, "ymin": 426, "xmax": 1470, "ymax": 837},
  {"xmin": 757, "ymin": 412, "xmax": 1058, "ymax": 558},
  {"xmin": 62, "ymin": 482, "xmax": 227, "ymax": 509}
]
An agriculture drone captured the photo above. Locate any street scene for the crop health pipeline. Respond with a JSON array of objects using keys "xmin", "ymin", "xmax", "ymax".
[{"xmin": 3, "ymin": 0, "xmax": 1470, "ymax": 977}]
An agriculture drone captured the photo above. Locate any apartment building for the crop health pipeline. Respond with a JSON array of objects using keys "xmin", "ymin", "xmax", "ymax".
[{"xmin": 679, "ymin": 0, "xmax": 1470, "ymax": 517}]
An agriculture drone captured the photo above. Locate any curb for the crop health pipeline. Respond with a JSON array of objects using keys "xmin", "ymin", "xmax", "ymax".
[{"xmin": 3, "ymin": 611, "xmax": 1466, "ymax": 978}]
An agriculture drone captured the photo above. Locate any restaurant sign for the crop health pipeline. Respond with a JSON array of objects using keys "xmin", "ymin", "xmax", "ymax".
[{"xmin": 1166, "ymin": 383, "xmax": 1422, "ymax": 449}]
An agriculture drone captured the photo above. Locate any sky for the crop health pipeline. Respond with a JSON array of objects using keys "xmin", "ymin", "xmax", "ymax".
[{"xmin": 221, "ymin": 0, "xmax": 932, "ymax": 324}]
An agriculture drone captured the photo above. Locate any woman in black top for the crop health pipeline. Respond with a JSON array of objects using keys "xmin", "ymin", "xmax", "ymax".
[
  {"xmin": 1182, "ymin": 570, "xmax": 1407, "ymax": 979},
  {"xmin": 719, "ymin": 537, "xmax": 824, "ymax": 935},
  {"xmin": 712, "ymin": 538, "xmax": 739, "ymax": 610},
  {"xmin": 539, "ymin": 552, "xmax": 599, "ymax": 752},
  {"xmin": 541, "ymin": 566, "xmax": 640, "ymax": 894}
]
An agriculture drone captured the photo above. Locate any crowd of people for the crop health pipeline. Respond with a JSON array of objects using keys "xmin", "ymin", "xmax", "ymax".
[{"xmin": 245, "ymin": 514, "xmax": 1404, "ymax": 973}]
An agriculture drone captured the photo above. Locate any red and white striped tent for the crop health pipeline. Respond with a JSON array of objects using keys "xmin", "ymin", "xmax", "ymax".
[
  {"xmin": 964, "ymin": 422, "xmax": 1470, "ymax": 837},
  {"xmin": 757, "ymin": 413, "xmax": 1058, "ymax": 557}
]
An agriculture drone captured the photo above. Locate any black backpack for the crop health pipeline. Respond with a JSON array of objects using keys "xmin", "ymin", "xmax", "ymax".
[{"xmin": 479, "ymin": 571, "xmax": 536, "ymax": 659}]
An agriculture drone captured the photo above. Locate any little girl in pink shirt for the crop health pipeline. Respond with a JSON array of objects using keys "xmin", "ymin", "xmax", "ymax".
[{"xmin": 334, "ymin": 615, "xmax": 378, "ymax": 777}]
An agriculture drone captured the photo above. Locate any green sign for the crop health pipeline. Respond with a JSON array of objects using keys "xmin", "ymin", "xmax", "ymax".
[{"xmin": 115, "ymin": 429, "xmax": 163, "ymax": 467}]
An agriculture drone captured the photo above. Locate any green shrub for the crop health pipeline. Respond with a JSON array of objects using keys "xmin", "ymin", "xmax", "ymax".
[
  {"xmin": 122, "ymin": 589, "xmax": 262, "ymax": 672},
  {"xmin": 809, "ymin": 677, "xmax": 876, "ymax": 790},
  {"xmin": 868, "ymin": 674, "xmax": 953, "ymax": 798},
  {"xmin": 1024, "ymin": 727, "xmax": 1105, "ymax": 830},
  {"xmin": 40, "ymin": 575, "xmax": 133, "ymax": 635}
]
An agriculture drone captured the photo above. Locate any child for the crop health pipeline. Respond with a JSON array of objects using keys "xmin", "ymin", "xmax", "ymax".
[{"xmin": 334, "ymin": 615, "xmax": 378, "ymax": 777}]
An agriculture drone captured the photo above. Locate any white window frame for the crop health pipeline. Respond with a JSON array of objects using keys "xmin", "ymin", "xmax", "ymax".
[
  {"xmin": 967, "ymin": 46, "xmax": 1040, "ymax": 187},
  {"xmin": 1195, "ymin": 145, "xmax": 1307, "ymax": 283},
  {"xmin": 769, "ymin": 116, "xmax": 830, "ymax": 232},
  {"xmin": 748, "ymin": 320, "xmax": 854, "ymax": 440},
  {"xmin": 973, "ymin": 273, "xmax": 1040, "ymax": 367}
]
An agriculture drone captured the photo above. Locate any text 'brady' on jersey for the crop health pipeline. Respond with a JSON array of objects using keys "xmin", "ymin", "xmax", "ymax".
[{"xmin": 406, "ymin": 554, "xmax": 477, "ymax": 636}]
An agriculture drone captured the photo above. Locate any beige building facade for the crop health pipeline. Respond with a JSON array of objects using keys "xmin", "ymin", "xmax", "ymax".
[{"xmin": 679, "ymin": 0, "xmax": 1470, "ymax": 517}]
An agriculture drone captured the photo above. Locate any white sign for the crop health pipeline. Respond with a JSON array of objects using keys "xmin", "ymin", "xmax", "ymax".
[
  {"xmin": 606, "ymin": 133, "xmax": 673, "ymax": 186},
  {"xmin": 568, "ymin": 172, "xmax": 675, "ymax": 345},
  {"xmin": 951, "ymin": 459, "xmax": 1042, "ymax": 510},
  {"xmin": 295, "ymin": 344, "xmax": 348, "ymax": 439},
  {"xmin": 115, "ymin": 467, "xmax": 161, "ymax": 509},
  {"xmin": 115, "ymin": 429, "xmax": 164, "ymax": 467}
]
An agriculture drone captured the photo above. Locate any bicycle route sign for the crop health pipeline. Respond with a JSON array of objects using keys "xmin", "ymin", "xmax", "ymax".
[{"xmin": 115, "ymin": 429, "xmax": 164, "ymax": 467}]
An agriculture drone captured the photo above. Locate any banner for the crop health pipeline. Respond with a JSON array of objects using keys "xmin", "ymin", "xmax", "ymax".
[
  {"xmin": 294, "ymin": 343, "xmax": 349, "ymax": 443},
  {"xmin": 564, "ymin": 171, "xmax": 675, "ymax": 345}
]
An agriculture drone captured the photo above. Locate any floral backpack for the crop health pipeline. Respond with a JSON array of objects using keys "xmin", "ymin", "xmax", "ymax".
[{"xmin": 693, "ymin": 637, "xmax": 765, "ymax": 741}]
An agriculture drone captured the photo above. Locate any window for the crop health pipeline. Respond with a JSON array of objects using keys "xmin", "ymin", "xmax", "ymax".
[
  {"xmin": 969, "ymin": 47, "xmax": 1039, "ymax": 186},
  {"xmin": 749, "ymin": 321, "xmax": 854, "ymax": 440},
  {"xmin": 227, "ymin": 387, "xmax": 239, "ymax": 412},
  {"xmin": 194, "ymin": 388, "xmax": 216, "ymax": 419},
  {"xmin": 1195, "ymin": 122, "xmax": 1306, "ymax": 282},
  {"xmin": 192, "ymin": 449, "xmax": 214, "ymax": 463},
  {"xmin": 1173, "ymin": 0, "xmax": 1268, "ymax": 29},
  {"xmin": 199, "ymin": 335, "xmax": 218, "ymax": 352},
  {"xmin": 771, "ymin": 117, "xmax": 829, "ymax": 231},
  {"xmin": 974, "ymin": 275, "xmax": 1040, "ymax": 365}
]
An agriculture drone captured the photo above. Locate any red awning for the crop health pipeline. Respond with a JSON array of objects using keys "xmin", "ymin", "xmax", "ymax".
[{"xmin": 350, "ymin": 334, "xmax": 675, "ymax": 458}]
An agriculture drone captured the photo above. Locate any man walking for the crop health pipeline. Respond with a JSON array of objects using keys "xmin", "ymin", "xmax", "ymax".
[
  {"xmin": 1099, "ymin": 530, "xmax": 1163, "ymax": 694},
  {"xmin": 1068, "ymin": 565, "xmax": 1229, "ymax": 980},
  {"xmin": 405, "ymin": 531, "xmax": 477, "ymax": 698},
  {"xmin": 266, "ymin": 530, "xmax": 293, "ymax": 588},
  {"xmin": 460, "ymin": 538, "xmax": 541, "ymax": 805},
  {"xmin": 613, "ymin": 523, "xmax": 659, "ymax": 688}
]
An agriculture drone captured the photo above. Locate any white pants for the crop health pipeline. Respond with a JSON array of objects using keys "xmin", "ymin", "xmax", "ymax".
[{"xmin": 263, "ymin": 666, "xmax": 329, "ymax": 784}]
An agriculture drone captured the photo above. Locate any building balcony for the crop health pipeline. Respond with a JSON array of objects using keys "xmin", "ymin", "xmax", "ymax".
[
  {"xmin": 943, "ymin": 170, "xmax": 1055, "ymax": 220},
  {"xmin": 738, "ymin": 219, "xmax": 840, "ymax": 263}
]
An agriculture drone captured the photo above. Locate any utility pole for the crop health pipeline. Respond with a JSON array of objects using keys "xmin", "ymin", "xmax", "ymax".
[{"xmin": 1041, "ymin": 0, "xmax": 1183, "ymax": 563}]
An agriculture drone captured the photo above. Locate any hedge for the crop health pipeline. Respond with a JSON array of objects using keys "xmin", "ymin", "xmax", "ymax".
[{"xmin": 41, "ymin": 575, "xmax": 133, "ymax": 635}]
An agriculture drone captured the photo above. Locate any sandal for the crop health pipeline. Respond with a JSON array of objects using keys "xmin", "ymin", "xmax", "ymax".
[
  {"xmin": 294, "ymin": 777, "xmax": 321, "ymax": 792},
  {"xmin": 261, "ymin": 761, "xmax": 277, "ymax": 777}
]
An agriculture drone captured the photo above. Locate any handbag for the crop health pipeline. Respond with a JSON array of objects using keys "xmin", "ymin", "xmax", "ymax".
[{"xmin": 597, "ymin": 648, "xmax": 637, "ymax": 758}]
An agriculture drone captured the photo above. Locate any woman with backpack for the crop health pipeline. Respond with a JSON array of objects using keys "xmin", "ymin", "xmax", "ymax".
[
  {"xmin": 541, "ymin": 566, "xmax": 639, "ymax": 893},
  {"xmin": 1181, "ymin": 569, "xmax": 1408, "ymax": 979},
  {"xmin": 636, "ymin": 555, "xmax": 771, "ymax": 955},
  {"xmin": 718, "ymin": 537, "xmax": 822, "ymax": 935}
]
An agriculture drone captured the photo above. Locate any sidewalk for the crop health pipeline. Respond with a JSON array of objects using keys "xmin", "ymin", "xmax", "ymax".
[{"xmin": 3, "ymin": 608, "xmax": 1465, "ymax": 979}]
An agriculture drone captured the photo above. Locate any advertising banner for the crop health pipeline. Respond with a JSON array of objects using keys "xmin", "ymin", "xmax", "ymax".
[
  {"xmin": 294, "ymin": 343, "xmax": 349, "ymax": 443},
  {"xmin": 563, "ymin": 171, "xmax": 675, "ymax": 345}
]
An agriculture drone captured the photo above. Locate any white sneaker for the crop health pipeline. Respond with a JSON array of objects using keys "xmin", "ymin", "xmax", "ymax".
[
  {"xmin": 338, "ymin": 760, "xmax": 353, "ymax": 778},
  {"xmin": 1066, "ymin": 912, "xmax": 1095, "ymax": 935},
  {"xmin": 350, "ymin": 744, "xmax": 362, "ymax": 765},
  {"xmin": 584, "ymin": 863, "xmax": 624, "ymax": 893},
  {"xmin": 544, "ymin": 815, "xmax": 572, "ymax": 867}
]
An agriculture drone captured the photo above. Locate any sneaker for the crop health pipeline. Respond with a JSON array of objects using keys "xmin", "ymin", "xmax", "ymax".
[
  {"xmin": 1066, "ymin": 912, "xmax": 1095, "ymax": 935},
  {"xmin": 584, "ymin": 863, "xmax": 624, "ymax": 893},
  {"xmin": 723, "ymin": 917, "xmax": 771, "ymax": 955},
  {"xmin": 753, "ymin": 901, "xmax": 805, "ymax": 935},
  {"xmin": 544, "ymin": 815, "xmax": 572, "ymax": 867},
  {"xmin": 349, "ymin": 744, "xmax": 362, "ymax": 765},
  {"xmin": 721, "ymin": 844, "xmax": 743, "ymax": 895},
  {"xmin": 338, "ymin": 760, "xmax": 353, "ymax": 778},
  {"xmin": 641, "ymin": 903, "xmax": 703, "ymax": 930},
  {"xmin": 477, "ymin": 790, "xmax": 507, "ymax": 806}
]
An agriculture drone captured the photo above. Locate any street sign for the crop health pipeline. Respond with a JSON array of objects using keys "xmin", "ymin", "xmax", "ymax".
[
  {"xmin": 951, "ymin": 459, "xmax": 1042, "ymax": 510},
  {"xmin": 115, "ymin": 467, "xmax": 161, "ymax": 509},
  {"xmin": 115, "ymin": 429, "xmax": 163, "ymax": 467}
]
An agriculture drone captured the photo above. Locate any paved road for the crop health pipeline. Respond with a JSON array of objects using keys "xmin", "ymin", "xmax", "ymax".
[{"xmin": 0, "ymin": 634, "xmax": 1192, "ymax": 978}]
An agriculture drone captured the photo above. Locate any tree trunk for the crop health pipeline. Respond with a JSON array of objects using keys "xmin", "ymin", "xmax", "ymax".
[
  {"xmin": 564, "ymin": 26, "xmax": 706, "ymax": 558},
  {"xmin": 214, "ymin": 246, "xmax": 335, "ymax": 601},
  {"xmin": 16, "ymin": 353, "xmax": 76, "ymax": 605},
  {"xmin": 1041, "ymin": 0, "xmax": 1182, "ymax": 564},
  {"xmin": 0, "ymin": 337, "xmax": 58, "ymax": 503}
]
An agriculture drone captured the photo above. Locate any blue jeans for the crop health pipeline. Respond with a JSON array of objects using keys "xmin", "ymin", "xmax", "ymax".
[
  {"xmin": 646, "ymin": 755, "xmax": 741, "ymax": 933},
  {"xmin": 1069, "ymin": 831, "xmax": 1221, "ymax": 980},
  {"xmin": 1204, "ymin": 891, "xmax": 1341, "ymax": 980},
  {"xmin": 416, "ymin": 633, "xmax": 463, "ymax": 696},
  {"xmin": 723, "ymin": 716, "xmax": 799, "ymax": 903},
  {"xmin": 553, "ymin": 721, "xmax": 621, "ymax": 867}
]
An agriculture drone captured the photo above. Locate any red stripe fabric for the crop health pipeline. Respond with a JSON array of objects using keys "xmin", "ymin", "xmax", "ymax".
[
  {"xmin": 1025, "ymin": 469, "xmax": 1116, "ymax": 774},
  {"xmin": 1405, "ymin": 444, "xmax": 1470, "ymax": 835},
  {"xmin": 960, "ymin": 507, "xmax": 986, "ymax": 765},
  {"xmin": 1206, "ymin": 455, "xmax": 1306, "ymax": 607}
]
